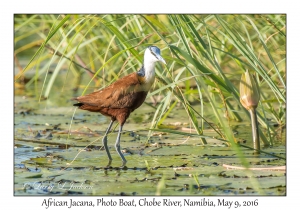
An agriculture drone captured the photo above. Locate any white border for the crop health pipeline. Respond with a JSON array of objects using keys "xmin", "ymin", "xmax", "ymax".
[{"xmin": 4, "ymin": 0, "xmax": 297, "ymax": 209}]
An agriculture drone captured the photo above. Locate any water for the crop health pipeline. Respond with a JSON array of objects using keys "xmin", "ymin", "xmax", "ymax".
[{"xmin": 14, "ymin": 93, "xmax": 286, "ymax": 195}]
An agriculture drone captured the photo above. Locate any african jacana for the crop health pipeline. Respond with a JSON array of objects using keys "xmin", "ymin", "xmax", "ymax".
[{"xmin": 73, "ymin": 46, "xmax": 166, "ymax": 167}]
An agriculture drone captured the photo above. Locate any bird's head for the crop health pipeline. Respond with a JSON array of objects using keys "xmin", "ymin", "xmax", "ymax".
[
  {"xmin": 138, "ymin": 46, "xmax": 166, "ymax": 85},
  {"xmin": 144, "ymin": 46, "xmax": 166, "ymax": 65}
]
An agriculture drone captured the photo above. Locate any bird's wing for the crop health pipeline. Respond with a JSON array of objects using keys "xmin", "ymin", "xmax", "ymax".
[{"xmin": 75, "ymin": 73, "xmax": 148, "ymax": 109}]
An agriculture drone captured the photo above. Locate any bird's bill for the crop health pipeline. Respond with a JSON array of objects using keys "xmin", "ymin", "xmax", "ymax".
[{"xmin": 157, "ymin": 55, "xmax": 166, "ymax": 64}]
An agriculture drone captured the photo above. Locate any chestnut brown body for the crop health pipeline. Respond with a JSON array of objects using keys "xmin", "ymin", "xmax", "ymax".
[{"xmin": 74, "ymin": 72, "xmax": 148, "ymax": 125}]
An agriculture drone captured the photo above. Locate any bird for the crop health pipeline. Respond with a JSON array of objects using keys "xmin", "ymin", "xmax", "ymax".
[{"xmin": 73, "ymin": 46, "xmax": 166, "ymax": 167}]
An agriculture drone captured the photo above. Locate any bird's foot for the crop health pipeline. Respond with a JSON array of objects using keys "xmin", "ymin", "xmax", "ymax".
[
  {"xmin": 104, "ymin": 160, "xmax": 112, "ymax": 168},
  {"xmin": 119, "ymin": 161, "xmax": 127, "ymax": 169}
]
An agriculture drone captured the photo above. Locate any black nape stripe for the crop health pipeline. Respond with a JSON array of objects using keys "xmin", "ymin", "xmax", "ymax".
[{"xmin": 149, "ymin": 47, "xmax": 159, "ymax": 60}]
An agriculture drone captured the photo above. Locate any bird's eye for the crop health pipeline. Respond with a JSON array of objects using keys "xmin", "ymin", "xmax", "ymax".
[{"xmin": 149, "ymin": 46, "xmax": 160, "ymax": 59}]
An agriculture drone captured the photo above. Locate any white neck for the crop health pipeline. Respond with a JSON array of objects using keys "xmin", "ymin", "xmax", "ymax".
[
  {"xmin": 143, "ymin": 59, "xmax": 156, "ymax": 84},
  {"xmin": 142, "ymin": 49, "xmax": 157, "ymax": 84}
]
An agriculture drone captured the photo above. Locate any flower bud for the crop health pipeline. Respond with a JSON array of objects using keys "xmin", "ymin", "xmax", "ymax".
[{"xmin": 239, "ymin": 71, "xmax": 260, "ymax": 110}]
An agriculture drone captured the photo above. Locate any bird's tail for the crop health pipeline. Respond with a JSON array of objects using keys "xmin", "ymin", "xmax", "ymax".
[
  {"xmin": 73, "ymin": 102, "xmax": 84, "ymax": 107},
  {"xmin": 71, "ymin": 97, "xmax": 83, "ymax": 107}
]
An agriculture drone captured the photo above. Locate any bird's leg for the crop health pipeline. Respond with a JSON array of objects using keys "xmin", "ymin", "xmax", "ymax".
[
  {"xmin": 102, "ymin": 120, "xmax": 114, "ymax": 167},
  {"xmin": 115, "ymin": 125, "xmax": 127, "ymax": 167}
]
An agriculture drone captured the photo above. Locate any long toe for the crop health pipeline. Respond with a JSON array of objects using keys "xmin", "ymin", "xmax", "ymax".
[
  {"xmin": 105, "ymin": 159, "xmax": 112, "ymax": 168},
  {"xmin": 120, "ymin": 160, "xmax": 127, "ymax": 168}
]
